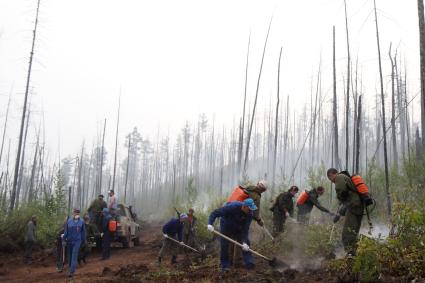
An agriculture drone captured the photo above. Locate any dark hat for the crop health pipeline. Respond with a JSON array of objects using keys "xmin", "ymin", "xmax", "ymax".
[
  {"xmin": 73, "ymin": 208, "xmax": 81, "ymax": 213},
  {"xmin": 98, "ymin": 194, "xmax": 104, "ymax": 198}
]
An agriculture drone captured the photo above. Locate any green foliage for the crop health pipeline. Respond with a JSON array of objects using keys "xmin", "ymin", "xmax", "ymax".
[
  {"xmin": 0, "ymin": 170, "xmax": 68, "ymax": 252},
  {"xmin": 186, "ymin": 177, "xmax": 198, "ymax": 208},
  {"xmin": 348, "ymin": 197, "xmax": 425, "ymax": 281},
  {"xmin": 353, "ymin": 236, "xmax": 381, "ymax": 282}
]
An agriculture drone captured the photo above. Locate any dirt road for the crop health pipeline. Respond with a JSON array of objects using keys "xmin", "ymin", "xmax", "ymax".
[{"xmin": 0, "ymin": 223, "xmax": 332, "ymax": 283}]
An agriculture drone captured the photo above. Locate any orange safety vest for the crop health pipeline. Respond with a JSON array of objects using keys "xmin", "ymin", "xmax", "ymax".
[
  {"xmin": 296, "ymin": 191, "xmax": 309, "ymax": 205},
  {"xmin": 227, "ymin": 186, "xmax": 249, "ymax": 202}
]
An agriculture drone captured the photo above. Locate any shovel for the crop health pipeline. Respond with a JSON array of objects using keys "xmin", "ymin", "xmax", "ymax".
[
  {"xmin": 163, "ymin": 234, "xmax": 199, "ymax": 253},
  {"xmin": 262, "ymin": 226, "xmax": 274, "ymax": 241},
  {"xmin": 212, "ymin": 230, "xmax": 288, "ymax": 269}
]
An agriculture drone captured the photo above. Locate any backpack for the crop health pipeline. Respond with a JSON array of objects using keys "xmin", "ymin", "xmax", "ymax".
[
  {"xmin": 296, "ymin": 190, "xmax": 309, "ymax": 205},
  {"xmin": 340, "ymin": 171, "xmax": 373, "ymax": 206},
  {"xmin": 227, "ymin": 186, "xmax": 249, "ymax": 202},
  {"xmin": 108, "ymin": 219, "xmax": 117, "ymax": 233}
]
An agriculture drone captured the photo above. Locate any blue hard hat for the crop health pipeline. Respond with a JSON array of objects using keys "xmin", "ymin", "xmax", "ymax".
[
  {"xmin": 243, "ymin": 198, "xmax": 258, "ymax": 211},
  {"xmin": 180, "ymin": 213, "xmax": 188, "ymax": 219}
]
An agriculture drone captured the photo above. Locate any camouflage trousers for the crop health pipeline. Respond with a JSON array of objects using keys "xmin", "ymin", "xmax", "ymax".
[{"xmin": 342, "ymin": 210, "xmax": 363, "ymax": 255}]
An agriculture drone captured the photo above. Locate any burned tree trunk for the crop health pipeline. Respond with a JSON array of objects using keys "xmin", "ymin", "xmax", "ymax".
[
  {"xmin": 272, "ymin": 47, "xmax": 283, "ymax": 187},
  {"xmin": 389, "ymin": 44, "xmax": 399, "ymax": 170},
  {"xmin": 418, "ymin": 0, "xmax": 425, "ymax": 147},
  {"xmin": 10, "ymin": 0, "xmax": 41, "ymax": 212},
  {"xmin": 333, "ymin": 26, "xmax": 340, "ymax": 169},
  {"xmin": 374, "ymin": 0, "xmax": 392, "ymax": 218},
  {"xmin": 243, "ymin": 18, "xmax": 272, "ymax": 177},
  {"xmin": 355, "ymin": 95, "xmax": 362, "ymax": 174},
  {"xmin": 112, "ymin": 95, "xmax": 121, "ymax": 192},
  {"xmin": 344, "ymin": 0, "xmax": 351, "ymax": 170}
]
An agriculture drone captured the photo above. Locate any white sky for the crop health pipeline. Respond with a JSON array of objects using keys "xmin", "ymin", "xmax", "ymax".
[{"xmin": 0, "ymin": 0, "xmax": 421, "ymax": 161}]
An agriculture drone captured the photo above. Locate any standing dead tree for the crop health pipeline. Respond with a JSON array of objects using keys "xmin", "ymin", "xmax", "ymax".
[
  {"xmin": 374, "ymin": 0, "xmax": 392, "ymax": 218},
  {"xmin": 237, "ymin": 34, "xmax": 251, "ymax": 179},
  {"xmin": 272, "ymin": 47, "xmax": 283, "ymax": 188},
  {"xmin": 10, "ymin": 0, "xmax": 41, "ymax": 212},
  {"xmin": 112, "ymin": 94, "xmax": 121, "ymax": 192},
  {"xmin": 344, "ymin": 0, "xmax": 351, "ymax": 170},
  {"xmin": 389, "ymin": 44, "xmax": 399, "ymax": 170},
  {"xmin": 332, "ymin": 26, "xmax": 340, "ymax": 169},
  {"xmin": 418, "ymin": 0, "xmax": 425, "ymax": 147},
  {"xmin": 243, "ymin": 17, "xmax": 272, "ymax": 177}
]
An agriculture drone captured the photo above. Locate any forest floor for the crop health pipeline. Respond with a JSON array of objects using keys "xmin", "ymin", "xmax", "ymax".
[{"xmin": 0, "ymin": 223, "xmax": 339, "ymax": 283}]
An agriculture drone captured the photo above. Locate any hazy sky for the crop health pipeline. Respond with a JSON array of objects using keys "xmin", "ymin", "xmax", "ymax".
[{"xmin": 0, "ymin": 0, "xmax": 421, "ymax": 161}]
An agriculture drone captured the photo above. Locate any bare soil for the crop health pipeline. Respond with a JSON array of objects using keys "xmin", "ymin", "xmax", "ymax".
[{"xmin": 0, "ymin": 223, "xmax": 334, "ymax": 283}]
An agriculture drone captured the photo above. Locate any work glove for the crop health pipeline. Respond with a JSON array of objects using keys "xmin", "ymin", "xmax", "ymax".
[
  {"xmin": 285, "ymin": 212, "xmax": 290, "ymax": 218},
  {"xmin": 163, "ymin": 234, "xmax": 169, "ymax": 238},
  {"xmin": 180, "ymin": 241, "xmax": 184, "ymax": 245},
  {"xmin": 207, "ymin": 225, "xmax": 214, "ymax": 232},
  {"xmin": 100, "ymin": 232, "xmax": 104, "ymax": 238},
  {"xmin": 242, "ymin": 243, "xmax": 250, "ymax": 252},
  {"xmin": 60, "ymin": 234, "xmax": 64, "ymax": 238},
  {"xmin": 257, "ymin": 219, "xmax": 264, "ymax": 227},
  {"xmin": 333, "ymin": 214, "xmax": 341, "ymax": 224}
]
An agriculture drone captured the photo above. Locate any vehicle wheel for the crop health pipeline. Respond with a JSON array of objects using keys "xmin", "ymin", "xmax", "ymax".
[
  {"xmin": 121, "ymin": 236, "xmax": 130, "ymax": 248},
  {"xmin": 133, "ymin": 236, "xmax": 140, "ymax": 246}
]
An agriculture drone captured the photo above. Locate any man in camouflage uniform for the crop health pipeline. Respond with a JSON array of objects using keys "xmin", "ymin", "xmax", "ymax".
[
  {"xmin": 271, "ymin": 186, "xmax": 298, "ymax": 236},
  {"xmin": 296, "ymin": 186, "xmax": 333, "ymax": 224},
  {"xmin": 327, "ymin": 168, "xmax": 364, "ymax": 257},
  {"xmin": 88, "ymin": 194, "xmax": 107, "ymax": 231},
  {"xmin": 243, "ymin": 180, "xmax": 268, "ymax": 227}
]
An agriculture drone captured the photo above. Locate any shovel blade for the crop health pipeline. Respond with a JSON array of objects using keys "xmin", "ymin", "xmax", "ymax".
[{"xmin": 269, "ymin": 257, "xmax": 289, "ymax": 269}]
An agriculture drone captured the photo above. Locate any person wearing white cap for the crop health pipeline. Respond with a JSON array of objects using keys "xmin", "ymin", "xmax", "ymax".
[{"xmin": 158, "ymin": 213, "xmax": 189, "ymax": 265}]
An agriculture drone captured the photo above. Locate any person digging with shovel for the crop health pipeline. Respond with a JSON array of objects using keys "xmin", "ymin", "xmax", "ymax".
[
  {"xmin": 207, "ymin": 198, "xmax": 256, "ymax": 272},
  {"xmin": 158, "ymin": 213, "xmax": 189, "ymax": 265}
]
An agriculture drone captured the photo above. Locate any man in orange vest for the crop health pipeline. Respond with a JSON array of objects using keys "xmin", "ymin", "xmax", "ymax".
[
  {"xmin": 296, "ymin": 186, "xmax": 333, "ymax": 224},
  {"xmin": 227, "ymin": 180, "xmax": 267, "ymax": 227}
]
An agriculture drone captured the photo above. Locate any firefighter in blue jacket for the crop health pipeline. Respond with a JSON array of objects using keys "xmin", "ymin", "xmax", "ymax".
[
  {"xmin": 158, "ymin": 213, "xmax": 189, "ymax": 265},
  {"xmin": 63, "ymin": 208, "xmax": 86, "ymax": 277},
  {"xmin": 207, "ymin": 198, "xmax": 256, "ymax": 271}
]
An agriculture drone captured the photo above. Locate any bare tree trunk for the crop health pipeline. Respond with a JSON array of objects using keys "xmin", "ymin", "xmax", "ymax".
[
  {"xmin": 374, "ymin": 0, "xmax": 392, "ymax": 218},
  {"xmin": 16, "ymin": 105, "xmax": 31, "ymax": 208},
  {"xmin": 28, "ymin": 129, "xmax": 40, "ymax": 203},
  {"xmin": 355, "ymin": 95, "xmax": 362, "ymax": 174},
  {"xmin": 344, "ymin": 0, "xmax": 351, "ymax": 170},
  {"xmin": 238, "ymin": 34, "xmax": 251, "ymax": 178},
  {"xmin": 418, "ymin": 0, "xmax": 425, "ymax": 147},
  {"xmin": 99, "ymin": 119, "xmax": 106, "ymax": 195},
  {"xmin": 0, "ymin": 88, "xmax": 12, "ymax": 167},
  {"xmin": 124, "ymin": 137, "xmax": 131, "ymax": 203},
  {"xmin": 332, "ymin": 26, "xmax": 340, "ymax": 169},
  {"xmin": 272, "ymin": 47, "xmax": 283, "ymax": 187},
  {"xmin": 10, "ymin": 0, "xmax": 41, "ymax": 212},
  {"xmin": 389, "ymin": 44, "xmax": 399, "ymax": 170},
  {"xmin": 112, "ymin": 94, "xmax": 121, "ymax": 192},
  {"xmin": 243, "ymin": 17, "xmax": 272, "ymax": 176},
  {"xmin": 77, "ymin": 142, "xmax": 84, "ymax": 208}
]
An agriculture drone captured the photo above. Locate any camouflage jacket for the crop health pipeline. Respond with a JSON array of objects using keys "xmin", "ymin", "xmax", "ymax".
[{"xmin": 335, "ymin": 173, "xmax": 364, "ymax": 215}]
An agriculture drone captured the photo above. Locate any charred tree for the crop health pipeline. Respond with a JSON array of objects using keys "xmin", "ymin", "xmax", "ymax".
[
  {"xmin": 418, "ymin": 0, "xmax": 425, "ymax": 147},
  {"xmin": 332, "ymin": 26, "xmax": 340, "ymax": 169},
  {"xmin": 272, "ymin": 47, "xmax": 283, "ymax": 187},
  {"xmin": 374, "ymin": 0, "xmax": 392, "ymax": 218},
  {"xmin": 10, "ymin": 0, "xmax": 41, "ymax": 212}
]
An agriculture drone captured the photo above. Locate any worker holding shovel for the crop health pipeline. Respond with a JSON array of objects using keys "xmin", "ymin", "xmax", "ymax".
[
  {"xmin": 158, "ymin": 213, "xmax": 189, "ymax": 265},
  {"xmin": 207, "ymin": 198, "xmax": 256, "ymax": 272}
]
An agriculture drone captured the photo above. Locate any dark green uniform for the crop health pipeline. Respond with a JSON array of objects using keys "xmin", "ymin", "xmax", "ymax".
[
  {"xmin": 297, "ymin": 188, "xmax": 330, "ymax": 224},
  {"xmin": 335, "ymin": 173, "xmax": 364, "ymax": 255},
  {"xmin": 271, "ymin": 191, "xmax": 294, "ymax": 236},
  {"xmin": 244, "ymin": 185, "xmax": 263, "ymax": 225},
  {"xmin": 88, "ymin": 199, "xmax": 107, "ymax": 230}
]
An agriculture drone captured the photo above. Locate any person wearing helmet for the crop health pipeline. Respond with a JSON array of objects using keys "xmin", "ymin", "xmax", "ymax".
[
  {"xmin": 158, "ymin": 213, "xmax": 189, "ymax": 265},
  {"xmin": 271, "ymin": 185, "xmax": 299, "ymax": 236},
  {"xmin": 227, "ymin": 180, "xmax": 268, "ymax": 227},
  {"xmin": 207, "ymin": 198, "xmax": 257, "ymax": 272},
  {"xmin": 296, "ymin": 186, "xmax": 334, "ymax": 224}
]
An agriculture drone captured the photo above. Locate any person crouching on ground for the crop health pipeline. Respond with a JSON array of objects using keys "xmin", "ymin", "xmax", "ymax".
[
  {"xmin": 207, "ymin": 198, "xmax": 257, "ymax": 272},
  {"xmin": 158, "ymin": 213, "xmax": 189, "ymax": 265},
  {"xmin": 63, "ymin": 208, "xmax": 86, "ymax": 277}
]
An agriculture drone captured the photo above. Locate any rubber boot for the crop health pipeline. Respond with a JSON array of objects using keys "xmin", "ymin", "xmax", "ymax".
[
  {"xmin": 157, "ymin": 257, "xmax": 162, "ymax": 266},
  {"xmin": 171, "ymin": 255, "xmax": 177, "ymax": 264}
]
